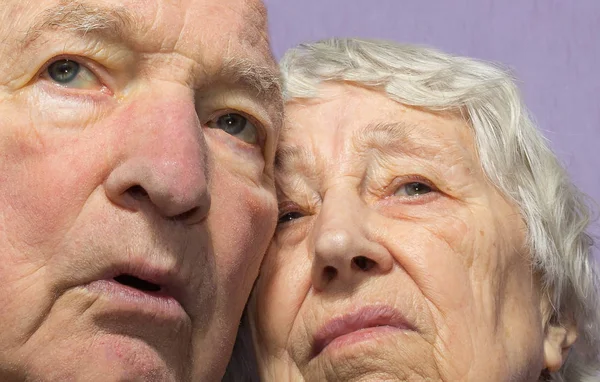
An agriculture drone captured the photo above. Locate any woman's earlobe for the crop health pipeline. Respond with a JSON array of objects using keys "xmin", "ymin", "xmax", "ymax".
[{"xmin": 543, "ymin": 321, "xmax": 578, "ymax": 372}]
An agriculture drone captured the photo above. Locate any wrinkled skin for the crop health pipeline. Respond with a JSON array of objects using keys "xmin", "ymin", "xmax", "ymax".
[
  {"xmin": 0, "ymin": 0, "xmax": 281, "ymax": 380},
  {"xmin": 250, "ymin": 84, "xmax": 570, "ymax": 381}
]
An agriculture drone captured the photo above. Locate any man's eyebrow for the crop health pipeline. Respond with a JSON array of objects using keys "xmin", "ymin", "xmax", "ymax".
[
  {"xmin": 22, "ymin": 0, "xmax": 136, "ymax": 47},
  {"xmin": 218, "ymin": 57, "xmax": 283, "ymax": 106}
]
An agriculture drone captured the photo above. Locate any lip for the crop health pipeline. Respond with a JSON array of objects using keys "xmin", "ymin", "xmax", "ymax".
[
  {"xmin": 81, "ymin": 261, "xmax": 190, "ymax": 322},
  {"xmin": 312, "ymin": 305, "xmax": 414, "ymax": 357}
]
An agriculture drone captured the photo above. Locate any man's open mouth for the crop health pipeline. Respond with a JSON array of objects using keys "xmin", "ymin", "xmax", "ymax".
[
  {"xmin": 81, "ymin": 265, "xmax": 189, "ymax": 321},
  {"xmin": 113, "ymin": 274, "xmax": 161, "ymax": 292}
]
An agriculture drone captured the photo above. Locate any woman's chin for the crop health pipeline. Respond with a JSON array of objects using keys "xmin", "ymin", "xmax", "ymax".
[{"xmin": 301, "ymin": 332, "xmax": 436, "ymax": 381}]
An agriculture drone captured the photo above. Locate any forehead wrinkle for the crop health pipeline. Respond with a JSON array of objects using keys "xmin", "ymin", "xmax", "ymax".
[
  {"xmin": 230, "ymin": 0, "xmax": 270, "ymax": 52},
  {"xmin": 22, "ymin": 0, "xmax": 138, "ymax": 48},
  {"xmin": 214, "ymin": 0, "xmax": 269, "ymax": 55},
  {"xmin": 242, "ymin": 0, "xmax": 269, "ymax": 37}
]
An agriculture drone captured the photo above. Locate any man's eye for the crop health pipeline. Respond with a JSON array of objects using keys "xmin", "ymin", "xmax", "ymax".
[
  {"xmin": 207, "ymin": 113, "xmax": 258, "ymax": 145},
  {"xmin": 43, "ymin": 59, "xmax": 102, "ymax": 90},
  {"xmin": 395, "ymin": 182, "xmax": 433, "ymax": 197},
  {"xmin": 277, "ymin": 211, "xmax": 304, "ymax": 225}
]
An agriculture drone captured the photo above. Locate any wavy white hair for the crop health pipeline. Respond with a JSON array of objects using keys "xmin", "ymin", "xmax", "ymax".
[{"xmin": 225, "ymin": 38, "xmax": 600, "ymax": 382}]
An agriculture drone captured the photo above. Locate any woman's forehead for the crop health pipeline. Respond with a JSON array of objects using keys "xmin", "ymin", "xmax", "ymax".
[{"xmin": 279, "ymin": 83, "xmax": 477, "ymax": 173}]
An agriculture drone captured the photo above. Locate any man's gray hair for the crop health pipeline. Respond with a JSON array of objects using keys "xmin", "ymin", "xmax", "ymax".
[{"xmin": 226, "ymin": 38, "xmax": 600, "ymax": 381}]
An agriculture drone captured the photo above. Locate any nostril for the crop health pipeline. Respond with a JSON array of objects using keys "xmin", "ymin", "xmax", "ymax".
[
  {"xmin": 127, "ymin": 185, "xmax": 149, "ymax": 200},
  {"xmin": 352, "ymin": 256, "xmax": 376, "ymax": 271},
  {"xmin": 170, "ymin": 206, "xmax": 199, "ymax": 222},
  {"xmin": 323, "ymin": 265, "xmax": 337, "ymax": 282}
]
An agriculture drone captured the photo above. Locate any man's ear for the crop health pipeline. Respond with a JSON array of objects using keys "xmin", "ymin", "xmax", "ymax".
[{"xmin": 543, "ymin": 316, "xmax": 578, "ymax": 372}]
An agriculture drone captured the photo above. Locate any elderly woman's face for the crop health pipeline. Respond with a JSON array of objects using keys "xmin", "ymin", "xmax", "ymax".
[{"xmin": 251, "ymin": 84, "xmax": 550, "ymax": 381}]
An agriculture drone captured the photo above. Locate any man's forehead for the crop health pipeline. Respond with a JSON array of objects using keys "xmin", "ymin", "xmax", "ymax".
[
  {"xmin": 15, "ymin": 0, "xmax": 269, "ymax": 52},
  {"xmin": 240, "ymin": 0, "xmax": 269, "ymax": 26},
  {"xmin": 8, "ymin": 0, "xmax": 277, "ymax": 86},
  {"xmin": 235, "ymin": 0, "xmax": 271, "ymax": 52}
]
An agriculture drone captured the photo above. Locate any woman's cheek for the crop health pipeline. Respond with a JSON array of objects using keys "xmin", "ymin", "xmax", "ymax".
[{"xmin": 256, "ymin": 242, "xmax": 310, "ymax": 349}]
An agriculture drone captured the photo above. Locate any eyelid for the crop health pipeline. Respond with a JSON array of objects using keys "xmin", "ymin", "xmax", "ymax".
[
  {"xmin": 277, "ymin": 200, "xmax": 302, "ymax": 217},
  {"xmin": 276, "ymin": 200, "xmax": 310, "ymax": 226},
  {"xmin": 206, "ymin": 109, "xmax": 268, "ymax": 148},
  {"xmin": 36, "ymin": 55, "xmax": 113, "ymax": 95},
  {"xmin": 386, "ymin": 175, "xmax": 439, "ymax": 197}
]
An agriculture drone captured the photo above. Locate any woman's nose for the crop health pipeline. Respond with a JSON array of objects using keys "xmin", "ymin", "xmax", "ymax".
[{"xmin": 310, "ymin": 189, "xmax": 393, "ymax": 292}]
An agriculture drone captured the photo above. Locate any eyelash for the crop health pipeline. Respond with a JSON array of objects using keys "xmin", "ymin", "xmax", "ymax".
[{"xmin": 277, "ymin": 201, "xmax": 307, "ymax": 226}]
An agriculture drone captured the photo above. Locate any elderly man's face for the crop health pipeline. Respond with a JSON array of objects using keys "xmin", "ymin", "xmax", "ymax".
[
  {"xmin": 0, "ymin": 0, "xmax": 281, "ymax": 380},
  {"xmin": 251, "ymin": 84, "xmax": 549, "ymax": 381}
]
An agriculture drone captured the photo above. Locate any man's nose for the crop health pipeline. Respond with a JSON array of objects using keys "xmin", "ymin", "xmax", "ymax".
[
  {"xmin": 310, "ymin": 188, "xmax": 393, "ymax": 292},
  {"xmin": 104, "ymin": 94, "xmax": 211, "ymax": 224}
]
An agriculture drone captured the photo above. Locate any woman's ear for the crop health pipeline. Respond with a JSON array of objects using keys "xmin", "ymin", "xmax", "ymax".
[{"xmin": 543, "ymin": 316, "xmax": 578, "ymax": 372}]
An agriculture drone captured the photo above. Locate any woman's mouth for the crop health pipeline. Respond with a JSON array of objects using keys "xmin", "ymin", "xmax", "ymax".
[{"xmin": 312, "ymin": 305, "xmax": 415, "ymax": 357}]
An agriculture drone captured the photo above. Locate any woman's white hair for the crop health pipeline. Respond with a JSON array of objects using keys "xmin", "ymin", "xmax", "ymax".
[{"xmin": 225, "ymin": 38, "xmax": 600, "ymax": 381}]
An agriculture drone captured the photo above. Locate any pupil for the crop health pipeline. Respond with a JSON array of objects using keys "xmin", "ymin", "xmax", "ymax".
[
  {"xmin": 220, "ymin": 114, "xmax": 246, "ymax": 134},
  {"xmin": 408, "ymin": 182, "xmax": 429, "ymax": 195},
  {"xmin": 48, "ymin": 60, "xmax": 80, "ymax": 83},
  {"xmin": 278, "ymin": 211, "xmax": 301, "ymax": 224}
]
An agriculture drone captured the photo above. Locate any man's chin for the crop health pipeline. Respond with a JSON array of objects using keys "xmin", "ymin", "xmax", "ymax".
[
  {"xmin": 89, "ymin": 334, "xmax": 184, "ymax": 379},
  {"xmin": 23, "ymin": 334, "xmax": 185, "ymax": 382}
]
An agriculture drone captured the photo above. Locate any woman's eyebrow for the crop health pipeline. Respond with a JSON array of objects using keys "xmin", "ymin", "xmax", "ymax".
[
  {"xmin": 352, "ymin": 121, "xmax": 442, "ymax": 160},
  {"xmin": 275, "ymin": 121, "xmax": 449, "ymax": 173},
  {"xmin": 275, "ymin": 145, "xmax": 316, "ymax": 173}
]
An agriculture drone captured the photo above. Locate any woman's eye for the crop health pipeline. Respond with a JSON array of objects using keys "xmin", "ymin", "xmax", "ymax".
[
  {"xmin": 207, "ymin": 113, "xmax": 258, "ymax": 145},
  {"xmin": 43, "ymin": 59, "xmax": 102, "ymax": 90},
  {"xmin": 277, "ymin": 211, "xmax": 304, "ymax": 225},
  {"xmin": 395, "ymin": 182, "xmax": 433, "ymax": 197}
]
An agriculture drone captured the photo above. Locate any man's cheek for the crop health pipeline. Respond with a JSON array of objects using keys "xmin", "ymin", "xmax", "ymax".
[
  {"xmin": 0, "ymin": 248, "xmax": 53, "ymax": 355},
  {"xmin": 209, "ymin": 175, "xmax": 276, "ymax": 285},
  {"xmin": 0, "ymin": 137, "xmax": 101, "ymax": 255}
]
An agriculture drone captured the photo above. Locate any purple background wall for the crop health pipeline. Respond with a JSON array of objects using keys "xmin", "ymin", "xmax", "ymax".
[{"xmin": 264, "ymin": 0, "xmax": 600, "ymax": 256}]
